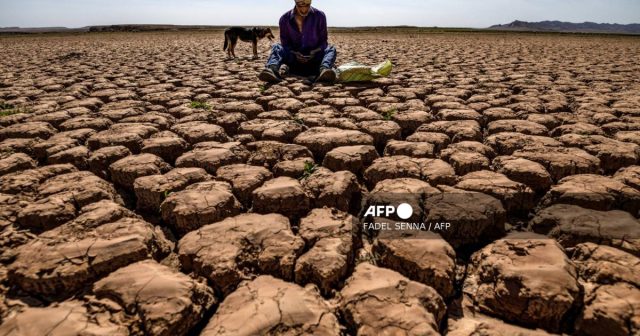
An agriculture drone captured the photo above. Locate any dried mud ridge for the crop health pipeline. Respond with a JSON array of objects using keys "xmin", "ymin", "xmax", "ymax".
[{"xmin": 0, "ymin": 32, "xmax": 639, "ymax": 335}]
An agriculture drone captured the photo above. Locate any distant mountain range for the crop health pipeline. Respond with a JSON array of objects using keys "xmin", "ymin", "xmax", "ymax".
[{"xmin": 489, "ymin": 20, "xmax": 640, "ymax": 34}]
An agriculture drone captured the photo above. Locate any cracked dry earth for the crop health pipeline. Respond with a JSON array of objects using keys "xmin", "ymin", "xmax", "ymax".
[{"xmin": 0, "ymin": 31, "xmax": 639, "ymax": 335}]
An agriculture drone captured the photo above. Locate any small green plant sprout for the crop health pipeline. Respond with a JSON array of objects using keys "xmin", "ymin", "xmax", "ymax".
[
  {"xmin": 163, "ymin": 190, "xmax": 173, "ymax": 199},
  {"xmin": 382, "ymin": 108, "xmax": 397, "ymax": 121},
  {"xmin": 259, "ymin": 84, "xmax": 266, "ymax": 93},
  {"xmin": 293, "ymin": 117, "xmax": 305, "ymax": 125},
  {"xmin": 300, "ymin": 161, "xmax": 318, "ymax": 180},
  {"xmin": 189, "ymin": 101, "xmax": 212, "ymax": 111},
  {"xmin": 0, "ymin": 103, "xmax": 29, "ymax": 117}
]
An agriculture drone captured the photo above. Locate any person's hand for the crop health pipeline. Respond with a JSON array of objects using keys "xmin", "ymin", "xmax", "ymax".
[
  {"xmin": 308, "ymin": 48, "xmax": 321, "ymax": 58},
  {"xmin": 293, "ymin": 51, "xmax": 310, "ymax": 63}
]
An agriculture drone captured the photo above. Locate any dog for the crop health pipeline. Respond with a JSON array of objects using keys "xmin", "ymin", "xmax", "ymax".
[{"xmin": 223, "ymin": 27, "xmax": 275, "ymax": 59}]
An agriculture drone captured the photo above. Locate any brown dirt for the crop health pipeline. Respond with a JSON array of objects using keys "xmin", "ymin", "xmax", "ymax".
[{"xmin": 1, "ymin": 31, "xmax": 639, "ymax": 334}]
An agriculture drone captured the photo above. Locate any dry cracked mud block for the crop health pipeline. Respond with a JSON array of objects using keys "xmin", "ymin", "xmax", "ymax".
[
  {"xmin": 120, "ymin": 112, "xmax": 175, "ymax": 131},
  {"xmin": 392, "ymin": 110, "xmax": 434, "ymax": 136},
  {"xmin": 93, "ymin": 260, "xmax": 216, "ymax": 336},
  {"xmin": 441, "ymin": 141, "xmax": 496, "ymax": 158},
  {"xmin": 464, "ymin": 233, "xmax": 580, "ymax": 333},
  {"xmin": 301, "ymin": 168, "xmax": 361, "ymax": 212},
  {"xmin": 31, "ymin": 130, "xmax": 92, "ymax": 162},
  {"xmin": 364, "ymin": 156, "xmax": 457, "ymax": 189},
  {"xmin": 87, "ymin": 123, "xmax": 158, "ymax": 153},
  {"xmin": 170, "ymin": 121, "xmax": 229, "ymax": 145},
  {"xmin": 294, "ymin": 127, "xmax": 374, "ymax": 159},
  {"xmin": 406, "ymin": 132, "xmax": 451, "ymax": 153},
  {"xmin": 201, "ymin": 275, "xmax": 341, "ymax": 336},
  {"xmin": 357, "ymin": 120, "xmax": 402, "ymax": 148},
  {"xmin": 216, "ymin": 164, "xmax": 272, "ymax": 206},
  {"xmin": 437, "ymin": 108, "xmax": 483, "ymax": 125},
  {"xmin": 322, "ymin": 145, "xmax": 379, "ymax": 174},
  {"xmin": 295, "ymin": 208, "xmax": 358, "ymax": 295},
  {"xmin": 442, "ymin": 150, "xmax": 490, "ymax": 176},
  {"xmin": 571, "ymin": 244, "xmax": 640, "ymax": 336},
  {"xmin": 0, "ymin": 153, "xmax": 36, "ymax": 177},
  {"xmin": 447, "ymin": 314, "xmax": 554, "ymax": 336},
  {"xmin": 455, "ymin": 170, "xmax": 536, "ymax": 213},
  {"xmin": 47, "ymin": 145, "xmax": 90, "ymax": 169},
  {"xmin": 141, "ymin": 131, "xmax": 190, "ymax": 164},
  {"xmin": 59, "ymin": 116, "xmax": 113, "ymax": 131},
  {"xmin": 424, "ymin": 189, "xmax": 506, "ymax": 248},
  {"xmin": 160, "ymin": 180, "xmax": 242, "ymax": 235},
  {"xmin": 176, "ymin": 141, "xmax": 249, "ymax": 175},
  {"xmin": 487, "ymin": 119, "xmax": 549, "ymax": 136},
  {"xmin": 8, "ymin": 214, "xmax": 170, "ymax": 297},
  {"xmin": 531, "ymin": 204, "xmax": 640, "ymax": 256},
  {"xmin": 485, "ymin": 133, "xmax": 562, "ymax": 156},
  {"xmin": 384, "ymin": 140, "xmax": 436, "ymax": 158},
  {"xmin": 339, "ymin": 263, "xmax": 446, "ymax": 336},
  {"xmin": 218, "ymin": 101, "xmax": 265, "ymax": 119},
  {"xmin": 237, "ymin": 119, "xmax": 304, "ymax": 142},
  {"xmin": 541, "ymin": 174, "xmax": 640, "ymax": 215},
  {"xmin": 551, "ymin": 122, "xmax": 605, "ymax": 137},
  {"xmin": 559, "ymin": 134, "xmax": 640, "ymax": 173},
  {"xmin": 109, "ymin": 153, "xmax": 172, "ymax": 189},
  {"xmin": 571, "ymin": 243, "xmax": 639, "ymax": 288},
  {"xmin": 0, "ymin": 121, "xmax": 57, "ymax": 141},
  {"xmin": 215, "ymin": 112, "xmax": 248, "ymax": 136},
  {"xmin": 267, "ymin": 97, "xmax": 306, "ymax": 112},
  {"xmin": 257, "ymin": 110, "xmax": 294, "ymax": 120},
  {"xmin": 295, "ymin": 105, "xmax": 343, "ymax": 127},
  {"xmin": 59, "ymin": 200, "xmax": 138, "ymax": 231},
  {"xmin": 365, "ymin": 178, "xmax": 440, "ymax": 223},
  {"xmin": 178, "ymin": 214, "xmax": 305, "ymax": 295},
  {"xmin": 0, "ymin": 163, "xmax": 77, "ymax": 196},
  {"xmin": 16, "ymin": 171, "xmax": 121, "ymax": 232},
  {"xmin": 245, "ymin": 141, "xmax": 312, "ymax": 168},
  {"xmin": 273, "ymin": 157, "xmax": 315, "ymax": 178},
  {"xmin": 512, "ymin": 146, "xmax": 600, "ymax": 182},
  {"xmin": 87, "ymin": 145, "xmax": 131, "ymax": 179},
  {"xmin": 342, "ymin": 105, "xmax": 381, "ymax": 121},
  {"xmin": 252, "ymin": 177, "xmax": 312, "ymax": 218},
  {"xmin": 134, "ymin": 167, "xmax": 210, "ymax": 212},
  {"xmin": 493, "ymin": 156, "xmax": 553, "ymax": 193},
  {"xmin": 0, "ymin": 193, "xmax": 29, "ymax": 237},
  {"xmin": 373, "ymin": 230, "xmax": 456, "ymax": 299},
  {"xmin": 577, "ymin": 283, "xmax": 640, "ymax": 336},
  {"xmin": 614, "ymin": 165, "xmax": 640, "ymax": 190},
  {"xmin": 98, "ymin": 107, "xmax": 145, "ymax": 122},
  {"xmin": 0, "ymin": 301, "xmax": 128, "ymax": 335},
  {"xmin": 0, "ymin": 138, "xmax": 40, "ymax": 157},
  {"xmin": 416, "ymin": 120, "xmax": 482, "ymax": 142}
]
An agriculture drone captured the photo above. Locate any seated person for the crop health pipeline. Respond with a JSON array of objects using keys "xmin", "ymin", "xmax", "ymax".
[{"xmin": 259, "ymin": 0, "xmax": 337, "ymax": 83}]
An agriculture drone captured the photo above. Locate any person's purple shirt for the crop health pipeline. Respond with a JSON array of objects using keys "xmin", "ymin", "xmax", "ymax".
[{"xmin": 279, "ymin": 6, "xmax": 328, "ymax": 54}]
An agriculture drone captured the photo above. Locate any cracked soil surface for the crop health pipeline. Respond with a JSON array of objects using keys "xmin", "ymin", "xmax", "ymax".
[{"xmin": 0, "ymin": 30, "xmax": 639, "ymax": 335}]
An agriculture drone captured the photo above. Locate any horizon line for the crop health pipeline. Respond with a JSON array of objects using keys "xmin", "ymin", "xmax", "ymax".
[{"xmin": 3, "ymin": 19, "xmax": 640, "ymax": 30}]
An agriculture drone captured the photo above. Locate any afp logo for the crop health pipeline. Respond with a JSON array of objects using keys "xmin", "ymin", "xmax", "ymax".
[{"xmin": 363, "ymin": 203, "xmax": 414, "ymax": 220}]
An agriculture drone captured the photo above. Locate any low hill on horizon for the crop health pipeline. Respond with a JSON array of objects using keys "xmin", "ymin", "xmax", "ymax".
[{"xmin": 489, "ymin": 20, "xmax": 640, "ymax": 34}]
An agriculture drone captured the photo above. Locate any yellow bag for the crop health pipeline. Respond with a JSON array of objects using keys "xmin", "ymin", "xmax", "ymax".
[{"xmin": 337, "ymin": 60, "xmax": 393, "ymax": 82}]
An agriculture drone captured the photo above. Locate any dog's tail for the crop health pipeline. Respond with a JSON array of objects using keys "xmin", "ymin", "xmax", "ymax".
[{"xmin": 223, "ymin": 32, "xmax": 229, "ymax": 51}]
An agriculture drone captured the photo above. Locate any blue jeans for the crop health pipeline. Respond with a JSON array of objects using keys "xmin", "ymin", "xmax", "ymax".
[{"xmin": 266, "ymin": 44, "xmax": 337, "ymax": 76}]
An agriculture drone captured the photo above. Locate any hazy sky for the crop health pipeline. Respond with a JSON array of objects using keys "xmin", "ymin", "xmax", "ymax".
[{"xmin": 1, "ymin": 0, "xmax": 638, "ymax": 28}]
